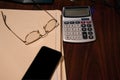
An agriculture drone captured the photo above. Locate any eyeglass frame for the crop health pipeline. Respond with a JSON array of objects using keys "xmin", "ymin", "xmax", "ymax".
[{"xmin": 1, "ymin": 11, "xmax": 59, "ymax": 45}]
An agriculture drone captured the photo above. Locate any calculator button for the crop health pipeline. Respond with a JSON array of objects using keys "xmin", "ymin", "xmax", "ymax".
[
  {"xmin": 82, "ymin": 32, "xmax": 88, "ymax": 39},
  {"xmin": 64, "ymin": 21, "xmax": 69, "ymax": 24},
  {"xmin": 66, "ymin": 36, "xmax": 71, "ymax": 40},
  {"xmin": 64, "ymin": 27, "xmax": 69, "ymax": 31},
  {"xmin": 81, "ymin": 24, "xmax": 86, "ymax": 27},
  {"xmin": 70, "ymin": 21, "xmax": 74, "ymax": 24},
  {"xmin": 81, "ymin": 21, "xmax": 85, "ymax": 24},
  {"xmin": 86, "ymin": 21, "xmax": 91, "ymax": 23},
  {"xmin": 74, "ymin": 32, "xmax": 78, "ymax": 35},
  {"xmin": 77, "ymin": 36, "xmax": 81, "ymax": 40},
  {"xmin": 81, "ymin": 18, "xmax": 89, "ymax": 20},
  {"xmin": 71, "ymin": 36, "xmax": 74, "ymax": 40},
  {"xmin": 68, "ymin": 28, "xmax": 72, "ymax": 31},
  {"xmin": 76, "ymin": 24, "xmax": 80, "ymax": 27},
  {"xmin": 73, "ymin": 28, "xmax": 77, "ymax": 31},
  {"xmin": 78, "ymin": 27, "xmax": 81, "ymax": 31},
  {"xmin": 66, "ymin": 32, "xmax": 71, "ymax": 35},
  {"xmin": 88, "ymin": 32, "xmax": 93, "ymax": 35},
  {"xmin": 89, "ymin": 36, "xmax": 94, "ymax": 39},
  {"xmin": 87, "ymin": 24, "xmax": 92, "ymax": 27},
  {"xmin": 74, "ymin": 36, "xmax": 77, "ymax": 40},
  {"xmin": 75, "ymin": 21, "xmax": 80, "ymax": 24},
  {"xmin": 88, "ymin": 28, "xmax": 92, "ymax": 31},
  {"xmin": 82, "ymin": 28, "xmax": 87, "ymax": 31}
]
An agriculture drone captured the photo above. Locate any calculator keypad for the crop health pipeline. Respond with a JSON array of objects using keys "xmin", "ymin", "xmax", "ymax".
[{"xmin": 63, "ymin": 19, "xmax": 95, "ymax": 42}]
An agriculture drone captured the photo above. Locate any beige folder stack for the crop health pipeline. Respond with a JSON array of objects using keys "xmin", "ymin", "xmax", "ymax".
[{"xmin": 0, "ymin": 9, "xmax": 66, "ymax": 80}]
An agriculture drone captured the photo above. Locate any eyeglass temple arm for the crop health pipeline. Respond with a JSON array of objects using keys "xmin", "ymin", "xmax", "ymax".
[
  {"xmin": 32, "ymin": 1, "xmax": 58, "ymax": 21},
  {"xmin": 1, "ymin": 11, "xmax": 26, "ymax": 43},
  {"xmin": 44, "ymin": 10, "xmax": 56, "ymax": 19}
]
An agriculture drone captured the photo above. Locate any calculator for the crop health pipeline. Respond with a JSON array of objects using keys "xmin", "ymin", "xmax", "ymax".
[{"xmin": 62, "ymin": 6, "xmax": 96, "ymax": 43}]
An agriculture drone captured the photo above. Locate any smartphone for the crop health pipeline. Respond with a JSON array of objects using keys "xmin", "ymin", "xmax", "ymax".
[{"xmin": 22, "ymin": 46, "xmax": 62, "ymax": 80}]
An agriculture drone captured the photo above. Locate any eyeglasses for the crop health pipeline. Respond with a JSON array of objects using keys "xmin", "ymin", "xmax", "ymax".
[{"xmin": 1, "ymin": 11, "xmax": 59, "ymax": 45}]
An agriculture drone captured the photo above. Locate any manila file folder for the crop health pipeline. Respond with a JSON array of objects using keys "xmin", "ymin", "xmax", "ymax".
[{"xmin": 0, "ymin": 9, "xmax": 66, "ymax": 80}]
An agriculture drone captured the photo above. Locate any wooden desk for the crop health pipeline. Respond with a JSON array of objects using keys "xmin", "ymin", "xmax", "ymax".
[{"xmin": 0, "ymin": 0, "xmax": 120, "ymax": 80}]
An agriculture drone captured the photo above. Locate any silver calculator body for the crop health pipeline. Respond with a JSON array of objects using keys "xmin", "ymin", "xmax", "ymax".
[{"xmin": 62, "ymin": 6, "xmax": 96, "ymax": 43}]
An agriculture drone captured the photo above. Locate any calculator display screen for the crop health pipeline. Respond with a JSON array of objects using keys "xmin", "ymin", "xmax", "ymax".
[{"xmin": 64, "ymin": 7, "xmax": 90, "ymax": 17}]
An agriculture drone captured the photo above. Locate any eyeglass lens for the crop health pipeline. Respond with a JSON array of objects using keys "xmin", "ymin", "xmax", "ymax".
[{"xmin": 25, "ymin": 19, "xmax": 57, "ymax": 45}]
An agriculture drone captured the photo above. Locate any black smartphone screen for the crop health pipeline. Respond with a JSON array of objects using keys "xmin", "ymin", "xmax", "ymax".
[{"xmin": 22, "ymin": 46, "xmax": 62, "ymax": 80}]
